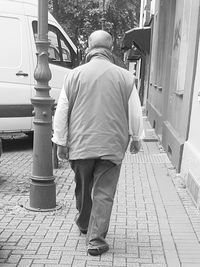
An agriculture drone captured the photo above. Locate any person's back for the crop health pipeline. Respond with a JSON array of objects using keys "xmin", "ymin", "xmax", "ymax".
[{"xmin": 65, "ymin": 52, "xmax": 134, "ymax": 164}]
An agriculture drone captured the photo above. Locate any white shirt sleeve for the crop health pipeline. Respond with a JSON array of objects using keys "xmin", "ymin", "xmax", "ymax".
[
  {"xmin": 51, "ymin": 86, "xmax": 69, "ymax": 146},
  {"xmin": 128, "ymin": 84, "xmax": 145, "ymax": 141}
]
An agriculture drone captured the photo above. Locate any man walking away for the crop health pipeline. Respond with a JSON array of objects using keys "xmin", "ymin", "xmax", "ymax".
[{"xmin": 52, "ymin": 30, "xmax": 144, "ymax": 256}]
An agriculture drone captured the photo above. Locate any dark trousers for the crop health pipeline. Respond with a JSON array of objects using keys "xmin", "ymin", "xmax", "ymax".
[{"xmin": 70, "ymin": 159, "xmax": 121, "ymax": 245}]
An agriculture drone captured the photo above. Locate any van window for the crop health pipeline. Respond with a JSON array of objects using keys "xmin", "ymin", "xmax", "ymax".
[
  {"xmin": 0, "ymin": 17, "xmax": 21, "ymax": 68},
  {"xmin": 32, "ymin": 21, "xmax": 74, "ymax": 68}
]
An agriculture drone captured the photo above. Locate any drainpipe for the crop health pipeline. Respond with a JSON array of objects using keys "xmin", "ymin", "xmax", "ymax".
[
  {"xmin": 139, "ymin": 0, "xmax": 145, "ymax": 27},
  {"xmin": 136, "ymin": 0, "xmax": 145, "ymax": 93}
]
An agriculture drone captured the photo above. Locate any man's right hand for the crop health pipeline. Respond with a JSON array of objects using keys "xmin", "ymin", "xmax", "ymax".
[
  {"xmin": 130, "ymin": 140, "xmax": 141, "ymax": 154},
  {"xmin": 57, "ymin": 145, "xmax": 69, "ymax": 161}
]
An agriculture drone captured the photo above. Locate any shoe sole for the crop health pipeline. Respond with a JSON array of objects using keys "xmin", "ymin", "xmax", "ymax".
[
  {"xmin": 87, "ymin": 245, "xmax": 109, "ymax": 256},
  {"xmin": 80, "ymin": 229, "xmax": 87, "ymax": 234}
]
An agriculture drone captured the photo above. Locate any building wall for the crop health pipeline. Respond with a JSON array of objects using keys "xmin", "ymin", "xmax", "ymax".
[
  {"xmin": 181, "ymin": 27, "xmax": 200, "ymax": 207},
  {"xmin": 146, "ymin": 0, "xmax": 200, "ymax": 171},
  {"xmin": 147, "ymin": 0, "xmax": 175, "ymax": 136}
]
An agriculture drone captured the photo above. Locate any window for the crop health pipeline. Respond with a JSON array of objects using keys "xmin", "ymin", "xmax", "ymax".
[
  {"xmin": 32, "ymin": 21, "xmax": 75, "ymax": 68},
  {"xmin": 0, "ymin": 16, "xmax": 21, "ymax": 68}
]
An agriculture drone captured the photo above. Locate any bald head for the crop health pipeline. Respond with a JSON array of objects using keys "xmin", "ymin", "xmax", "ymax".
[{"xmin": 88, "ymin": 30, "xmax": 113, "ymax": 50}]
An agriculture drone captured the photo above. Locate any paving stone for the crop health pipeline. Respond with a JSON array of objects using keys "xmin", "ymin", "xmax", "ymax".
[{"xmin": 1, "ymin": 119, "xmax": 200, "ymax": 266}]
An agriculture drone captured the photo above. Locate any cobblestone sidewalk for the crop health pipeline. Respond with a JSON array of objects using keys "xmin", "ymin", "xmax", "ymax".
[{"xmin": 0, "ymin": 118, "xmax": 200, "ymax": 267}]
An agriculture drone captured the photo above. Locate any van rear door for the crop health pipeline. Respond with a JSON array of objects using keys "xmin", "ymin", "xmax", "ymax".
[{"xmin": 0, "ymin": 14, "xmax": 32, "ymax": 132}]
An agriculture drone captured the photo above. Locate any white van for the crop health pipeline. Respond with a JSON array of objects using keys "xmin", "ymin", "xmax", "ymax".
[{"xmin": 0, "ymin": 0, "xmax": 78, "ymax": 139}]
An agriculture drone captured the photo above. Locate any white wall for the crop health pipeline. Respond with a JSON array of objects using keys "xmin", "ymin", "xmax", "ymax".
[{"xmin": 181, "ymin": 34, "xmax": 200, "ymax": 186}]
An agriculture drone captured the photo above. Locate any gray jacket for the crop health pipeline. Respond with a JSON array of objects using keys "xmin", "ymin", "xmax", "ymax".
[{"xmin": 52, "ymin": 53, "xmax": 144, "ymax": 165}]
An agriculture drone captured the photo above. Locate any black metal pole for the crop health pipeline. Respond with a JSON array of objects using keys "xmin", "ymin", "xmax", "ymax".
[
  {"xmin": 99, "ymin": 0, "xmax": 106, "ymax": 30},
  {"xmin": 28, "ymin": 0, "xmax": 57, "ymax": 211}
]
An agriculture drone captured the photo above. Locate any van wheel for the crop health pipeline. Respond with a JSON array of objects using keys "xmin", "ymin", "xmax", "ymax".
[
  {"xmin": 26, "ymin": 132, "xmax": 34, "ymax": 147},
  {"xmin": 26, "ymin": 131, "xmax": 33, "ymax": 140}
]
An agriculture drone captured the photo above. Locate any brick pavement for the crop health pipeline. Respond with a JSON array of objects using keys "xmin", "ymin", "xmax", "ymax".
[{"xmin": 0, "ymin": 117, "xmax": 200, "ymax": 266}]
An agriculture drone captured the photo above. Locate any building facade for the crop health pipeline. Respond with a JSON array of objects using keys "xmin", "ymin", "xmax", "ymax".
[
  {"xmin": 146, "ymin": 0, "xmax": 200, "ymax": 173},
  {"xmin": 123, "ymin": 0, "xmax": 200, "ymax": 207},
  {"xmin": 146, "ymin": 0, "xmax": 200, "ymax": 207},
  {"xmin": 181, "ymin": 18, "xmax": 200, "ymax": 207}
]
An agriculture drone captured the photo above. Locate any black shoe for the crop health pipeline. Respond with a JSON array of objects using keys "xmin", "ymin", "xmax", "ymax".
[
  {"xmin": 87, "ymin": 243, "xmax": 109, "ymax": 256},
  {"xmin": 76, "ymin": 223, "xmax": 87, "ymax": 234},
  {"xmin": 80, "ymin": 229, "xmax": 87, "ymax": 234}
]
